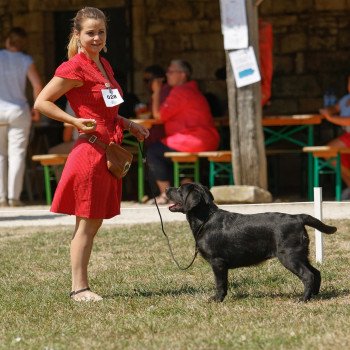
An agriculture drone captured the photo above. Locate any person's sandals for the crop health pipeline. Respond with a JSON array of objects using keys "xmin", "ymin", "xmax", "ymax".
[
  {"xmin": 146, "ymin": 193, "xmax": 169, "ymax": 205},
  {"xmin": 70, "ymin": 287, "xmax": 103, "ymax": 302}
]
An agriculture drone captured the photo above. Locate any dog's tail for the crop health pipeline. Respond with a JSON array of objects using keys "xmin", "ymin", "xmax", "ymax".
[{"xmin": 300, "ymin": 214, "xmax": 337, "ymax": 234}]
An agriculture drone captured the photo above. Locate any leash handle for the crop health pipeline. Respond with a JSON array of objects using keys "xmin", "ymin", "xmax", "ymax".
[{"xmin": 137, "ymin": 141, "xmax": 198, "ymax": 270}]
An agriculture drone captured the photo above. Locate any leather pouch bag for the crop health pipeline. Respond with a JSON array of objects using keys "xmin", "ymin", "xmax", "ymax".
[{"xmin": 106, "ymin": 142, "xmax": 133, "ymax": 179}]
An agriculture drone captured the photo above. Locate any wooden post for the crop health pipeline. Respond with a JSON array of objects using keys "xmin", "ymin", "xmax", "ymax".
[{"xmin": 226, "ymin": 0, "xmax": 267, "ymax": 189}]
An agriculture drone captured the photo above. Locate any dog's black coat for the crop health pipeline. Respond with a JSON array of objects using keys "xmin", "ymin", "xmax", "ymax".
[{"xmin": 166, "ymin": 183, "xmax": 337, "ymax": 302}]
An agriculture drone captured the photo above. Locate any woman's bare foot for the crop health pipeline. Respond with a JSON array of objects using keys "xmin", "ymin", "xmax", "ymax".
[{"xmin": 70, "ymin": 287, "xmax": 103, "ymax": 302}]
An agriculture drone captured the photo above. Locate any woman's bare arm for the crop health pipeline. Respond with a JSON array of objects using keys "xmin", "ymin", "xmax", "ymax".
[{"xmin": 34, "ymin": 77, "xmax": 96, "ymax": 133}]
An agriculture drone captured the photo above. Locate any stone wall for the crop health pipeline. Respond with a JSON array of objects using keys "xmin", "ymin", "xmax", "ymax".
[
  {"xmin": 260, "ymin": 0, "xmax": 350, "ymax": 115},
  {"xmin": 131, "ymin": 0, "xmax": 226, "ymax": 105}
]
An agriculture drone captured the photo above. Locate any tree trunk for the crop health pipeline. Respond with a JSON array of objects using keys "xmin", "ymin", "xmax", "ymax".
[{"xmin": 226, "ymin": 0, "xmax": 267, "ymax": 189}]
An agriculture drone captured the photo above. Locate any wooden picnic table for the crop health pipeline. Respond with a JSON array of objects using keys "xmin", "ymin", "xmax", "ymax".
[{"xmin": 262, "ymin": 114, "xmax": 323, "ymax": 200}]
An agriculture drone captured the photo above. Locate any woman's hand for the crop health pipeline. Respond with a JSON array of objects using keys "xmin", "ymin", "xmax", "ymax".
[
  {"xmin": 151, "ymin": 78, "xmax": 163, "ymax": 93},
  {"xmin": 129, "ymin": 121, "xmax": 150, "ymax": 141},
  {"xmin": 74, "ymin": 118, "xmax": 97, "ymax": 133}
]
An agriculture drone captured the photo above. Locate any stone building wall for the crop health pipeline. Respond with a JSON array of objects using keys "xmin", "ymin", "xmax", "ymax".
[
  {"xmin": 1, "ymin": 0, "xmax": 350, "ymax": 115},
  {"xmin": 261, "ymin": 0, "xmax": 350, "ymax": 115},
  {"xmin": 131, "ymin": 0, "xmax": 226, "ymax": 105}
]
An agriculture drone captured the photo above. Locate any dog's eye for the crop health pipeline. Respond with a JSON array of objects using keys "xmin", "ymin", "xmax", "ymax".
[{"xmin": 177, "ymin": 188, "xmax": 184, "ymax": 197}]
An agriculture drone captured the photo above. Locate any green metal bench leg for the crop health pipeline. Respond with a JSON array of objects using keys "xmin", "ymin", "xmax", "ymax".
[
  {"xmin": 313, "ymin": 154, "xmax": 343, "ymax": 201},
  {"xmin": 336, "ymin": 153, "xmax": 342, "ymax": 201},
  {"xmin": 173, "ymin": 162, "xmax": 180, "ymax": 187},
  {"xmin": 209, "ymin": 162, "xmax": 234, "ymax": 188},
  {"xmin": 209, "ymin": 162, "xmax": 215, "ymax": 188},
  {"xmin": 122, "ymin": 135, "xmax": 144, "ymax": 203},
  {"xmin": 43, "ymin": 165, "xmax": 52, "ymax": 205},
  {"xmin": 173, "ymin": 160, "xmax": 199, "ymax": 187},
  {"xmin": 194, "ymin": 160, "xmax": 200, "ymax": 183},
  {"xmin": 313, "ymin": 157, "xmax": 320, "ymax": 188}
]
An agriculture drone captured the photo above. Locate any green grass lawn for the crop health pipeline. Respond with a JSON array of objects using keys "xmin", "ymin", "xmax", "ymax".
[{"xmin": 0, "ymin": 219, "xmax": 349, "ymax": 350}]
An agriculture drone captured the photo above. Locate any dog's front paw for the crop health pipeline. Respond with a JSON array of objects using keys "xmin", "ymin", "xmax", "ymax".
[{"xmin": 208, "ymin": 294, "xmax": 225, "ymax": 302}]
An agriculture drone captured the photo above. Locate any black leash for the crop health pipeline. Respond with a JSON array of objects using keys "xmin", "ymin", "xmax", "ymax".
[{"xmin": 137, "ymin": 141, "xmax": 202, "ymax": 270}]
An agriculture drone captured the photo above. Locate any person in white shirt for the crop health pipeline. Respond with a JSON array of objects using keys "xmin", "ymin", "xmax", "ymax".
[{"xmin": 0, "ymin": 27, "xmax": 42, "ymax": 207}]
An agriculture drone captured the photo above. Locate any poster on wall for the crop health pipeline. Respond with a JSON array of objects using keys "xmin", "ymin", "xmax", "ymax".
[
  {"xmin": 219, "ymin": 0, "xmax": 248, "ymax": 49},
  {"xmin": 229, "ymin": 46, "xmax": 261, "ymax": 88}
]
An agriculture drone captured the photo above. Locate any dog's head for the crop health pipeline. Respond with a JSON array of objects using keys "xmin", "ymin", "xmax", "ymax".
[{"xmin": 166, "ymin": 183, "xmax": 214, "ymax": 213}]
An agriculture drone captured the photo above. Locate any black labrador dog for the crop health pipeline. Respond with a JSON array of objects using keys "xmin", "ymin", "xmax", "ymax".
[{"xmin": 166, "ymin": 183, "xmax": 337, "ymax": 302}]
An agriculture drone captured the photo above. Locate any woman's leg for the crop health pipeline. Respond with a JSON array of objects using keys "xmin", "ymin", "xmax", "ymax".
[
  {"xmin": 146, "ymin": 141, "xmax": 174, "ymax": 197},
  {"xmin": 8, "ymin": 108, "xmax": 31, "ymax": 203},
  {"xmin": 70, "ymin": 216, "xmax": 103, "ymax": 301},
  {"xmin": 0, "ymin": 125, "xmax": 8, "ymax": 203}
]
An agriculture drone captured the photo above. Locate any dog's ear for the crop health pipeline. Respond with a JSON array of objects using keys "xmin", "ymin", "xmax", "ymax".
[
  {"xmin": 183, "ymin": 183, "xmax": 214, "ymax": 212},
  {"xmin": 183, "ymin": 186, "xmax": 202, "ymax": 212},
  {"xmin": 197, "ymin": 183, "xmax": 214, "ymax": 205}
]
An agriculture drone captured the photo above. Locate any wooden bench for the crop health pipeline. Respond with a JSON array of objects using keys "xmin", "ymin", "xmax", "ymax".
[
  {"xmin": 303, "ymin": 146, "xmax": 350, "ymax": 201},
  {"xmin": 198, "ymin": 151, "xmax": 233, "ymax": 187},
  {"xmin": 164, "ymin": 152, "xmax": 200, "ymax": 187},
  {"xmin": 32, "ymin": 154, "xmax": 68, "ymax": 205},
  {"xmin": 164, "ymin": 151, "xmax": 234, "ymax": 188}
]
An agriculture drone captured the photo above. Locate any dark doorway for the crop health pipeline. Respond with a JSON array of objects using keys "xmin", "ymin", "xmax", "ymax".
[{"xmin": 54, "ymin": 7, "xmax": 132, "ymax": 91}]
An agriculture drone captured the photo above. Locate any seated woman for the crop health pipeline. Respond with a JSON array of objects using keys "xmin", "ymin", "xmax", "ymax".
[
  {"xmin": 319, "ymin": 75, "xmax": 350, "ymax": 199},
  {"xmin": 147, "ymin": 59, "xmax": 220, "ymax": 204}
]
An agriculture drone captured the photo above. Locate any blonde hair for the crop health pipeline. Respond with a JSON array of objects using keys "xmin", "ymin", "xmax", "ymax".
[{"xmin": 67, "ymin": 7, "xmax": 107, "ymax": 59}]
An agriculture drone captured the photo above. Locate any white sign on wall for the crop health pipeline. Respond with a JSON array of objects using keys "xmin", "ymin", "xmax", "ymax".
[
  {"xmin": 219, "ymin": 0, "xmax": 248, "ymax": 49},
  {"xmin": 229, "ymin": 46, "xmax": 261, "ymax": 88}
]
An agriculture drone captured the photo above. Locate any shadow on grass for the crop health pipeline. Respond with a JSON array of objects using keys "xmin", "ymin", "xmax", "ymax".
[
  {"xmin": 102, "ymin": 282, "xmax": 349, "ymax": 301},
  {"xmin": 0, "ymin": 214, "xmax": 64, "ymax": 221},
  {"xmin": 227, "ymin": 288, "xmax": 349, "ymax": 301},
  {"xmin": 103, "ymin": 285, "xmax": 210, "ymax": 299},
  {"xmin": 316, "ymin": 288, "xmax": 350, "ymax": 300}
]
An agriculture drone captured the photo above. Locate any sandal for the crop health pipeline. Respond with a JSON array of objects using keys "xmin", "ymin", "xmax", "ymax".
[
  {"xmin": 70, "ymin": 287, "xmax": 90, "ymax": 297},
  {"xmin": 70, "ymin": 287, "xmax": 103, "ymax": 302}
]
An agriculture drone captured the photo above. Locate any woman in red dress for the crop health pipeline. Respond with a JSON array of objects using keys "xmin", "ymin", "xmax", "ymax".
[{"xmin": 34, "ymin": 7, "xmax": 149, "ymax": 301}]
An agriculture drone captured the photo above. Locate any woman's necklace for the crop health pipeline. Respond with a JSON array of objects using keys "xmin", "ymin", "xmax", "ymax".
[{"xmin": 96, "ymin": 60, "xmax": 112, "ymax": 93}]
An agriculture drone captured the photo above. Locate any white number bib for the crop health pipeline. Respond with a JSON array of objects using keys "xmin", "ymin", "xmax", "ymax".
[{"xmin": 101, "ymin": 88, "xmax": 124, "ymax": 107}]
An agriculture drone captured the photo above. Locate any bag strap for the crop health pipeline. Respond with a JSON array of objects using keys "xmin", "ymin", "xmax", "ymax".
[{"xmin": 79, "ymin": 134, "xmax": 108, "ymax": 150}]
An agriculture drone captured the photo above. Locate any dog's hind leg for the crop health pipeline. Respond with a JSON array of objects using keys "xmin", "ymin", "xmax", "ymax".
[
  {"xmin": 209, "ymin": 259, "xmax": 228, "ymax": 302},
  {"xmin": 305, "ymin": 262, "xmax": 321, "ymax": 295},
  {"xmin": 277, "ymin": 254, "xmax": 315, "ymax": 301}
]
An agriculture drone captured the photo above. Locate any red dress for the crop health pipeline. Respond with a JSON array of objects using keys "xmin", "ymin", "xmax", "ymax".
[{"xmin": 50, "ymin": 52, "xmax": 124, "ymax": 219}]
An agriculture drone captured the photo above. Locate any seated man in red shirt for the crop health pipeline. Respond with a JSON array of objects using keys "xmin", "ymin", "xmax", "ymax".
[{"xmin": 147, "ymin": 59, "xmax": 220, "ymax": 204}]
